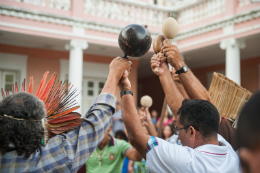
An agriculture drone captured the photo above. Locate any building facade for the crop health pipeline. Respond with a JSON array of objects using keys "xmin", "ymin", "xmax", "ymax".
[{"xmin": 0, "ymin": 0, "xmax": 260, "ymax": 114}]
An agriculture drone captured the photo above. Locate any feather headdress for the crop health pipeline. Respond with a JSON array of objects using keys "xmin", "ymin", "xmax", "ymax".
[{"xmin": 1, "ymin": 71, "xmax": 82, "ymax": 144}]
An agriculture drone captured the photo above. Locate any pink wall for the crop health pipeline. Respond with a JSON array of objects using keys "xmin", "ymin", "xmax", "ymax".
[
  {"xmin": 192, "ymin": 56, "xmax": 260, "ymax": 93},
  {"xmin": 27, "ymin": 56, "xmax": 60, "ymax": 94},
  {"xmin": 0, "ymin": 43, "xmax": 139, "ymax": 103}
]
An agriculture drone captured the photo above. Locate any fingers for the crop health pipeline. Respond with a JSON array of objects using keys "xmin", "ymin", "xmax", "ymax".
[
  {"xmin": 122, "ymin": 70, "xmax": 128, "ymax": 78},
  {"xmin": 151, "ymin": 62, "xmax": 160, "ymax": 69},
  {"xmin": 160, "ymin": 56, "xmax": 167, "ymax": 62},
  {"xmin": 161, "ymin": 44, "xmax": 177, "ymax": 52},
  {"xmin": 129, "ymin": 61, "xmax": 132, "ymax": 73},
  {"xmin": 163, "ymin": 40, "xmax": 168, "ymax": 46}
]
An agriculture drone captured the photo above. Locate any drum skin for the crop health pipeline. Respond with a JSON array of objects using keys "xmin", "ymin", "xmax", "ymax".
[{"xmin": 118, "ymin": 24, "xmax": 152, "ymax": 57}]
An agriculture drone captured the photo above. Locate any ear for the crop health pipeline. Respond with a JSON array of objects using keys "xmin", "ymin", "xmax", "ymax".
[{"xmin": 188, "ymin": 126, "xmax": 196, "ymax": 141}]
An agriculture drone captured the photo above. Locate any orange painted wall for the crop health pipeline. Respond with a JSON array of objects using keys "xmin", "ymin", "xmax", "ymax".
[
  {"xmin": 27, "ymin": 56, "xmax": 60, "ymax": 94},
  {"xmin": 0, "ymin": 43, "xmax": 139, "ymax": 103}
]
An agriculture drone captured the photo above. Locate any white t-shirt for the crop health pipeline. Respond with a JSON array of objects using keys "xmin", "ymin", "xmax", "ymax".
[{"xmin": 146, "ymin": 134, "xmax": 240, "ymax": 173}]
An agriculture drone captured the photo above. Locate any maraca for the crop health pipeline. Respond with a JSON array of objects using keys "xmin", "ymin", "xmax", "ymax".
[
  {"xmin": 118, "ymin": 24, "xmax": 152, "ymax": 58},
  {"xmin": 140, "ymin": 95, "xmax": 153, "ymax": 108},
  {"xmin": 153, "ymin": 34, "xmax": 165, "ymax": 73},
  {"xmin": 162, "ymin": 17, "xmax": 179, "ymax": 45}
]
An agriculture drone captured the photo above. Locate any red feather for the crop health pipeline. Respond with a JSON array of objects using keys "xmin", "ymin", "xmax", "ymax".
[
  {"xmin": 48, "ymin": 106, "xmax": 80, "ymax": 119},
  {"xmin": 12, "ymin": 84, "xmax": 15, "ymax": 93},
  {"xmin": 36, "ymin": 72, "xmax": 49, "ymax": 97},
  {"xmin": 47, "ymin": 112, "xmax": 81, "ymax": 124},
  {"xmin": 27, "ymin": 77, "xmax": 33, "ymax": 94},
  {"xmin": 39, "ymin": 73, "xmax": 56, "ymax": 101},
  {"xmin": 47, "ymin": 122, "xmax": 82, "ymax": 131},
  {"xmin": 5, "ymin": 89, "xmax": 9, "ymax": 96},
  {"xmin": 1, "ymin": 88, "xmax": 5, "ymax": 98},
  {"xmin": 15, "ymin": 82, "xmax": 19, "ymax": 93}
]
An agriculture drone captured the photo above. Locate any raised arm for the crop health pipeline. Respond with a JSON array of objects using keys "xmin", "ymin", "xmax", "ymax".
[
  {"xmin": 44, "ymin": 57, "xmax": 131, "ymax": 172},
  {"xmin": 171, "ymin": 68, "xmax": 189, "ymax": 99},
  {"xmin": 143, "ymin": 107, "xmax": 158, "ymax": 136},
  {"xmin": 150, "ymin": 54, "xmax": 184, "ymax": 117},
  {"xmin": 119, "ymin": 71, "xmax": 150, "ymax": 159},
  {"xmin": 126, "ymin": 148, "xmax": 142, "ymax": 162},
  {"xmin": 161, "ymin": 41, "xmax": 212, "ymax": 103}
]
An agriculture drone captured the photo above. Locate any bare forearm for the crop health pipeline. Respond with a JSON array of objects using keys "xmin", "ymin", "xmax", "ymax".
[
  {"xmin": 127, "ymin": 148, "xmax": 142, "ymax": 162},
  {"xmin": 101, "ymin": 73, "xmax": 118, "ymax": 96},
  {"xmin": 175, "ymin": 81, "xmax": 189, "ymax": 99},
  {"xmin": 121, "ymin": 94, "xmax": 150, "ymax": 159},
  {"xmin": 159, "ymin": 71, "xmax": 184, "ymax": 116},
  {"xmin": 179, "ymin": 70, "xmax": 213, "ymax": 103}
]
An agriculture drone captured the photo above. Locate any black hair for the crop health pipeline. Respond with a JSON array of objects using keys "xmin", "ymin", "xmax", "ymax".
[
  {"xmin": 177, "ymin": 99, "xmax": 219, "ymax": 138},
  {"xmin": 115, "ymin": 130, "xmax": 128, "ymax": 141},
  {"xmin": 237, "ymin": 91, "xmax": 260, "ymax": 150},
  {"xmin": 0, "ymin": 92, "xmax": 46, "ymax": 159}
]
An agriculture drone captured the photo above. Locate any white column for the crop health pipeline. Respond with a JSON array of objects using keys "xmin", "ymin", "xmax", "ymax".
[
  {"xmin": 65, "ymin": 40, "xmax": 88, "ymax": 114},
  {"xmin": 220, "ymin": 38, "xmax": 245, "ymax": 85}
]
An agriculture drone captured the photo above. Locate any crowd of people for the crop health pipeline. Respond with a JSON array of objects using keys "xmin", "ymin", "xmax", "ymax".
[{"xmin": 0, "ymin": 40, "xmax": 260, "ymax": 173}]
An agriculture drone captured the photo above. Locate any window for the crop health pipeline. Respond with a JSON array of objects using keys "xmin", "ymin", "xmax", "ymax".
[
  {"xmin": 0, "ymin": 70, "xmax": 18, "ymax": 94},
  {"xmin": 82, "ymin": 78, "xmax": 106, "ymax": 114}
]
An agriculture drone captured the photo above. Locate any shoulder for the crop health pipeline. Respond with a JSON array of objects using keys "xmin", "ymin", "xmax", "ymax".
[
  {"xmin": 146, "ymin": 137, "xmax": 189, "ymax": 172},
  {"xmin": 114, "ymin": 138, "xmax": 131, "ymax": 148}
]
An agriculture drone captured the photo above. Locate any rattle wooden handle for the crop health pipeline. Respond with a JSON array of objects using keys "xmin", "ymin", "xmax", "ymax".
[
  {"xmin": 154, "ymin": 67, "xmax": 159, "ymax": 73},
  {"xmin": 154, "ymin": 52, "xmax": 160, "ymax": 73}
]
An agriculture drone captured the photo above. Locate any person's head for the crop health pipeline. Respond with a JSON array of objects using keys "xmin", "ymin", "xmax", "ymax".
[
  {"xmin": 176, "ymin": 99, "xmax": 219, "ymax": 148},
  {"xmin": 237, "ymin": 92, "xmax": 260, "ymax": 173},
  {"xmin": 0, "ymin": 92, "xmax": 46, "ymax": 159},
  {"xmin": 162, "ymin": 124, "xmax": 174, "ymax": 140},
  {"xmin": 115, "ymin": 130, "xmax": 128, "ymax": 141},
  {"xmin": 116, "ymin": 102, "xmax": 121, "ymax": 111},
  {"xmin": 151, "ymin": 110, "xmax": 158, "ymax": 119}
]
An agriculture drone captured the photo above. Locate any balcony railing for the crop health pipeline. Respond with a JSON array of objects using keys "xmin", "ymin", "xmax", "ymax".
[
  {"xmin": 84, "ymin": 0, "xmax": 171, "ymax": 27},
  {"xmin": 12, "ymin": 0, "xmax": 71, "ymax": 10},
  {"xmin": 239, "ymin": 0, "xmax": 253, "ymax": 7},
  {"xmin": 178, "ymin": 0, "xmax": 226, "ymax": 26}
]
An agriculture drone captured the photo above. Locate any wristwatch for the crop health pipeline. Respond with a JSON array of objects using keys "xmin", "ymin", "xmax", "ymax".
[
  {"xmin": 120, "ymin": 91, "xmax": 133, "ymax": 98},
  {"xmin": 175, "ymin": 65, "xmax": 188, "ymax": 75}
]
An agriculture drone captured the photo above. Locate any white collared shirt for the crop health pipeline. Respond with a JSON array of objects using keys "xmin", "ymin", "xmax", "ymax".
[{"xmin": 146, "ymin": 134, "xmax": 240, "ymax": 173}]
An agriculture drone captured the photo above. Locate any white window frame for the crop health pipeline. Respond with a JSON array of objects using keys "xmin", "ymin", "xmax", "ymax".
[
  {"xmin": 81, "ymin": 78, "xmax": 106, "ymax": 115},
  {"xmin": 1, "ymin": 70, "xmax": 18, "ymax": 93},
  {"xmin": 0, "ymin": 52, "xmax": 27, "ymax": 92}
]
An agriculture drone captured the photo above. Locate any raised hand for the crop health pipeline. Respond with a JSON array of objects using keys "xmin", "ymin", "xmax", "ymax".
[
  {"xmin": 160, "ymin": 40, "xmax": 185, "ymax": 71},
  {"xmin": 150, "ymin": 53, "xmax": 169, "ymax": 76},
  {"xmin": 170, "ymin": 67, "xmax": 181, "ymax": 82},
  {"xmin": 109, "ymin": 57, "xmax": 131, "ymax": 82},
  {"xmin": 118, "ymin": 70, "xmax": 131, "ymax": 92}
]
